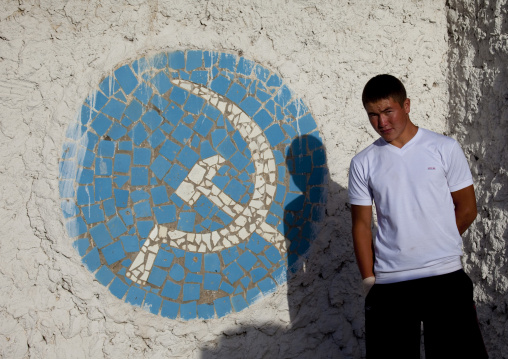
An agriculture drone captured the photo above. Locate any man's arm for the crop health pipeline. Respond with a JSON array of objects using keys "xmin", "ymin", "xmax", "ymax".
[
  {"xmin": 351, "ymin": 204, "xmax": 375, "ymax": 279},
  {"xmin": 451, "ymin": 184, "xmax": 478, "ymax": 235}
]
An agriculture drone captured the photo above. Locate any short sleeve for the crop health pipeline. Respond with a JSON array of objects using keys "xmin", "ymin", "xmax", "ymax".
[
  {"xmin": 446, "ymin": 141, "xmax": 474, "ymax": 192},
  {"xmin": 348, "ymin": 157, "xmax": 373, "ymax": 205}
]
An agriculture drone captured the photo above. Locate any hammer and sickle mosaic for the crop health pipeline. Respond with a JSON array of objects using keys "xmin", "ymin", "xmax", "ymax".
[{"xmin": 59, "ymin": 50, "xmax": 327, "ymax": 319}]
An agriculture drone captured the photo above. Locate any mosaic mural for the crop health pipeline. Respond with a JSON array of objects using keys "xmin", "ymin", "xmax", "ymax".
[{"xmin": 59, "ymin": 50, "xmax": 327, "ymax": 319}]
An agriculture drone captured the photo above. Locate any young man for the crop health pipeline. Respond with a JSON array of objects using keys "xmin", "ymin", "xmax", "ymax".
[{"xmin": 348, "ymin": 74, "xmax": 488, "ymax": 358}]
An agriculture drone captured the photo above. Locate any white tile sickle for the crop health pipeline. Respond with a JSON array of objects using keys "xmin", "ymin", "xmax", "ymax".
[{"xmin": 126, "ymin": 79, "xmax": 287, "ymax": 286}]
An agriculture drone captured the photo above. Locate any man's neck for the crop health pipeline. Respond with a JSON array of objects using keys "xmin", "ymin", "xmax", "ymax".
[{"xmin": 389, "ymin": 120, "xmax": 419, "ymax": 148}]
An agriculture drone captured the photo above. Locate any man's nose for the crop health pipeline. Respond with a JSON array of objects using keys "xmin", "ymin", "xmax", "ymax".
[{"xmin": 378, "ymin": 115, "xmax": 388, "ymax": 127}]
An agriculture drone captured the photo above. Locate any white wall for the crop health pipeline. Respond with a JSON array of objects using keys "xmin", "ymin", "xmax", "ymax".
[
  {"xmin": 2, "ymin": 1, "xmax": 501, "ymax": 358},
  {"xmin": 447, "ymin": 1, "xmax": 508, "ymax": 358}
]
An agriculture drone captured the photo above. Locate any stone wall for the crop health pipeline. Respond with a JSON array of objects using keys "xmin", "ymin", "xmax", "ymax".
[
  {"xmin": 1, "ymin": 1, "xmax": 502, "ymax": 358},
  {"xmin": 447, "ymin": 1, "xmax": 508, "ymax": 358}
]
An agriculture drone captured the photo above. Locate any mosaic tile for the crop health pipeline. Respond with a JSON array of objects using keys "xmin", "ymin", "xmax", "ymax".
[
  {"xmin": 197, "ymin": 303, "xmax": 215, "ymax": 319},
  {"xmin": 144, "ymin": 292, "xmax": 163, "ymax": 314},
  {"xmin": 61, "ymin": 200, "xmax": 79, "ymax": 218},
  {"xmin": 161, "ymin": 300, "xmax": 179, "ymax": 319},
  {"xmin": 69, "ymin": 242, "xmax": 90, "ymax": 264},
  {"xmin": 96, "ymin": 265, "xmax": 115, "ymax": 285},
  {"xmin": 121, "ymin": 235, "xmax": 139, "ymax": 252},
  {"xmin": 82, "ymin": 247, "xmax": 101, "ymax": 272},
  {"xmin": 60, "ymin": 50, "xmax": 326, "ymax": 320}
]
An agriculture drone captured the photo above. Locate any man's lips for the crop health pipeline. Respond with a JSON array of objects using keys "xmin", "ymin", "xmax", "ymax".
[{"xmin": 380, "ymin": 129, "xmax": 393, "ymax": 134}]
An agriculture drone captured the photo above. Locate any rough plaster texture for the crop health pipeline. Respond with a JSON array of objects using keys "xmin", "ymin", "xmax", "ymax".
[
  {"xmin": 0, "ymin": 0, "xmax": 503, "ymax": 358},
  {"xmin": 447, "ymin": 1, "xmax": 508, "ymax": 358}
]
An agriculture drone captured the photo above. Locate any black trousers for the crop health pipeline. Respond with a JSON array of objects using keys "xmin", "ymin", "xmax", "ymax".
[{"xmin": 365, "ymin": 270, "xmax": 488, "ymax": 359}]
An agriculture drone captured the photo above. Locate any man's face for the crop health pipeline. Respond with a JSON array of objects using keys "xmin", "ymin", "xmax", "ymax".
[{"xmin": 364, "ymin": 97, "xmax": 411, "ymax": 147}]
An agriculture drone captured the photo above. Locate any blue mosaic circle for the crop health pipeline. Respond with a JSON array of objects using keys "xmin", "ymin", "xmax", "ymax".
[{"xmin": 59, "ymin": 50, "xmax": 327, "ymax": 319}]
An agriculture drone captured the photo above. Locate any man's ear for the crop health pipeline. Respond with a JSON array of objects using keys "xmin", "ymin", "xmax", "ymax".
[{"xmin": 403, "ymin": 98, "xmax": 411, "ymax": 114}]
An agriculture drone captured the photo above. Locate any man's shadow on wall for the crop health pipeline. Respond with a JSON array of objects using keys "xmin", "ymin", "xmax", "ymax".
[{"xmin": 201, "ymin": 135, "xmax": 363, "ymax": 359}]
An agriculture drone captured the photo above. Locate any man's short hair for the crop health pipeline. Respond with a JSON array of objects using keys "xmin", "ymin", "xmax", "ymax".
[{"xmin": 362, "ymin": 74, "xmax": 407, "ymax": 107}]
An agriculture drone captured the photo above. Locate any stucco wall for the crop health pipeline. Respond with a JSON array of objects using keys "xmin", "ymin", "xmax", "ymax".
[
  {"xmin": 1, "ymin": 1, "xmax": 503, "ymax": 358},
  {"xmin": 447, "ymin": 1, "xmax": 508, "ymax": 358}
]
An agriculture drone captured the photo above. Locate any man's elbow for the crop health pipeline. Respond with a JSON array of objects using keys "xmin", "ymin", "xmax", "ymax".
[
  {"xmin": 459, "ymin": 205, "xmax": 478, "ymax": 234},
  {"xmin": 468, "ymin": 205, "xmax": 478, "ymax": 225}
]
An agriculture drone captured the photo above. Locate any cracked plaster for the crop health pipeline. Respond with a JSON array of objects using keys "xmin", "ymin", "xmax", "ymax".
[{"xmin": 0, "ymin": 0, "xmax": 506, "ymax": 358}]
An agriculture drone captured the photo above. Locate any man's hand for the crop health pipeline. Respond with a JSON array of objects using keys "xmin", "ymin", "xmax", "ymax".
[
  {"xmin": 362, "ymin": 276, "xmax": 376, "ymax": 296},
  {"xmin": 351, "ymin": 204, "xmax": 375, "ymax": 279},
  {"xmin": 451, "ymin": 185, "xmax": 477, "ymax": 235}
]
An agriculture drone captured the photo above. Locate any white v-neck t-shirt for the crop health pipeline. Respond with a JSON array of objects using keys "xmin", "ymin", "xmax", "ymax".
[{"xmin": 348, "ymin": 128, "xmax": 474, "ymax": 283}]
